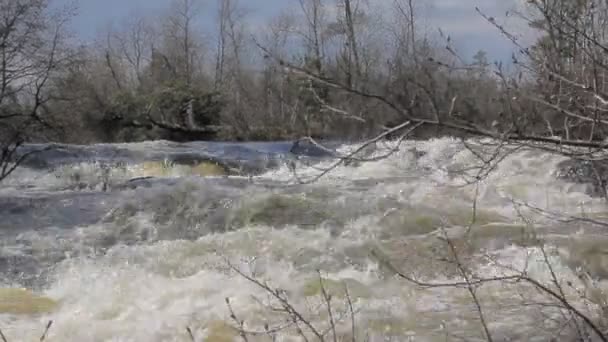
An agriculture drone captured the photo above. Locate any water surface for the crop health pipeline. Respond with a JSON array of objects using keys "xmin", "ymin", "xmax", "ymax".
[{"xmin": 1, "ymin": 138, "xmax": 607, "ymax": 341}]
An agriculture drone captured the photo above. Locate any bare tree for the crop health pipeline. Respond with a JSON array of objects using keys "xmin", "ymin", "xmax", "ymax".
[
  {"xmin": 298, "ymin": 0, "xmax": 325, "ymax": 73},
  {"xmin": 214, "ymin": 0, "xmax": 229, "ymax": 90},
  {"xmin": 162, "ymin": 0, "xmax": 204, "ymax": 85},
  {"xmin": 112, "ymin": 12, "xmax": 156, "ymax": 87},
  {"xmin": 257, "ymin": 12, "xmax": 298, "ymax": 134},
  {"xmin": 0, "ymin": 0, "xmax": 74, "ymax": 181},
  {"xmin": 393, "ymin": 0, "xmax": 417, "ymax": 65},
  {"xmin": 214, "ymin": 0, "xmax": 254, "ymax": 137},
  {"xmin": 337, "ymin": 0, "xmax": 361, "ymax": 88}
]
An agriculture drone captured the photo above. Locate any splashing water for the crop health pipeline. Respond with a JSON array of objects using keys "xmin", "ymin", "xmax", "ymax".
[{"xmin": 1, "ymin": 138, "xmax": 607, "ymax": 341}]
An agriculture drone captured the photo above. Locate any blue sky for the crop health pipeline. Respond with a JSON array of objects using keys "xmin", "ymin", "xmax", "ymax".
[
  {"xmin": 57, "ymin": 0, "xmax": 291, "ymax": 40},
  {"xmin": 56, "ymin": 0, "xmax": 535, "ymax": 63}
]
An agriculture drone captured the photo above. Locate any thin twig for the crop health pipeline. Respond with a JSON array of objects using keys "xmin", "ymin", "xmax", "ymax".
[
  {"xmin": 442, "ymin": 228, "xmax": 494, "ymax": 342},
  {"xmin": 373, "ymin": 243, "xmax": 608, "ymax": 341},
  {"xmin": 39, "ymin": 321, "xmax": 53, "ymax": 342},
  {"xmin": 225, "ymin": 297, "xmax": 251, "ymax": 342},
  {"xmin": 225, "ymin": 259, "xmax": 324, "ymax": 341},
  {"xmin": 291, "ymin": 121, "xmax": 422, "ymax": 184},
  {"xmin": 317, "ymin": 270, "xmax": 337, "ymax": 342},
  {"xmin": 186, "ymin": 327, "xmax": 195, "ymax": 342},
  {"xmin": 344, "ymin": 284, "xmax": 356, "ymax": 342}
]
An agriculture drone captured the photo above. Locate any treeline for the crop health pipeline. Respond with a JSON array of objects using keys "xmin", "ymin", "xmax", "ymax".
[{"xmin": 1, "ymin": 0, "xmax": 606, "ymax": 145}]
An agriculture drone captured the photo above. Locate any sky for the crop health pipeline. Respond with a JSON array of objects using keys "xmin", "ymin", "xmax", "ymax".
[{"xmin": 55, "ymin": 0, "xmax": 537, "ymax": 63}]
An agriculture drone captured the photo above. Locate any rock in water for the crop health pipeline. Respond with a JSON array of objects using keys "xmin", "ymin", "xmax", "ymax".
[
  {"xmin": 301, "ymin": 277, "xmax": 371, "ymax": 299},
  {"xmin": 289, "ymin": 139, "xmax": 336, "ymax": 158},
  {"xmin": 0, "ymin": 288, "xmax": 58, "ymax": 315},
  {"xmin": 187, "ymin": 161, "xmax": 229, "ymax": 176},
  {"xmin": 137, "ymin": 160, "xmax": 229, "ymax": 178}
]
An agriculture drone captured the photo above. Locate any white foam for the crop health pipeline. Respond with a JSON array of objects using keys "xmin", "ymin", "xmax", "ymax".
[{"xmin": 1, "ymin": 137, "xmax": 605, "ymax": 341}]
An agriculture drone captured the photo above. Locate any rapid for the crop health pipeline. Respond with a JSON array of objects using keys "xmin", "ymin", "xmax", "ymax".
[{"xmin": 1, "ymin": 137, "xmax": 608, "ymax": 341}]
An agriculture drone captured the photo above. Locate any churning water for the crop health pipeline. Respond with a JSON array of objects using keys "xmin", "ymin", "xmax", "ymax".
[{"xmin": 1, "ymin": 138, "xmax": 608, "ymax": 341}]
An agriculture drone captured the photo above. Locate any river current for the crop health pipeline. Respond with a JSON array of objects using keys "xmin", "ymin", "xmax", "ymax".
[{"xmin": 1, "ymin": 138, "xmax": 607, "ymax": 341}]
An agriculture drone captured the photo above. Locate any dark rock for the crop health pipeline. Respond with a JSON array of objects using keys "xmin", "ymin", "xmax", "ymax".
[
  {"xmin": 169, "ymin": 153, "xmax": 224, "ymax": 167},
  {"xmin": 119, "ymin": 176, "xmax": 158, "ymax": 190},
  {"xmin": 169, "ymin": 152, "xmax": 281, "ymax": 176},
  {"xmin": 289, "ymin": 139, "xmax": 336, "ymax": 158},
  {"xmin": 16, "ymin": 146, "xmax": 81, "ymax": 169},
  {"xmin": 556, "ymin": 159, "xmax": 608, "ymax": 197}
]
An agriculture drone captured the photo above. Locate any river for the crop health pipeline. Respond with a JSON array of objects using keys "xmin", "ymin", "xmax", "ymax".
[{"xmin": 1, "ymin": 138, "xmax": 607, "ymax": 341}]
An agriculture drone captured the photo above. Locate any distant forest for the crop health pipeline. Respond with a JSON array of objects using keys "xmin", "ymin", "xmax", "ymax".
[{"xmin": 1, "ymin": 0, "xmax": 607, "ymax": 147}]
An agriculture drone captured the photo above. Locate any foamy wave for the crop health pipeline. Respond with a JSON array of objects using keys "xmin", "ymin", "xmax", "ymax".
[{"xmin": 1, "ymin": 137, "xmax": 606, "ymax": 341}]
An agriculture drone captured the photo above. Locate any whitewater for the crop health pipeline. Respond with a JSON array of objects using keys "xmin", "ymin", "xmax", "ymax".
[{"xmin": 1, "ymin": 137, "xmax": 608, "ymax": 341}]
